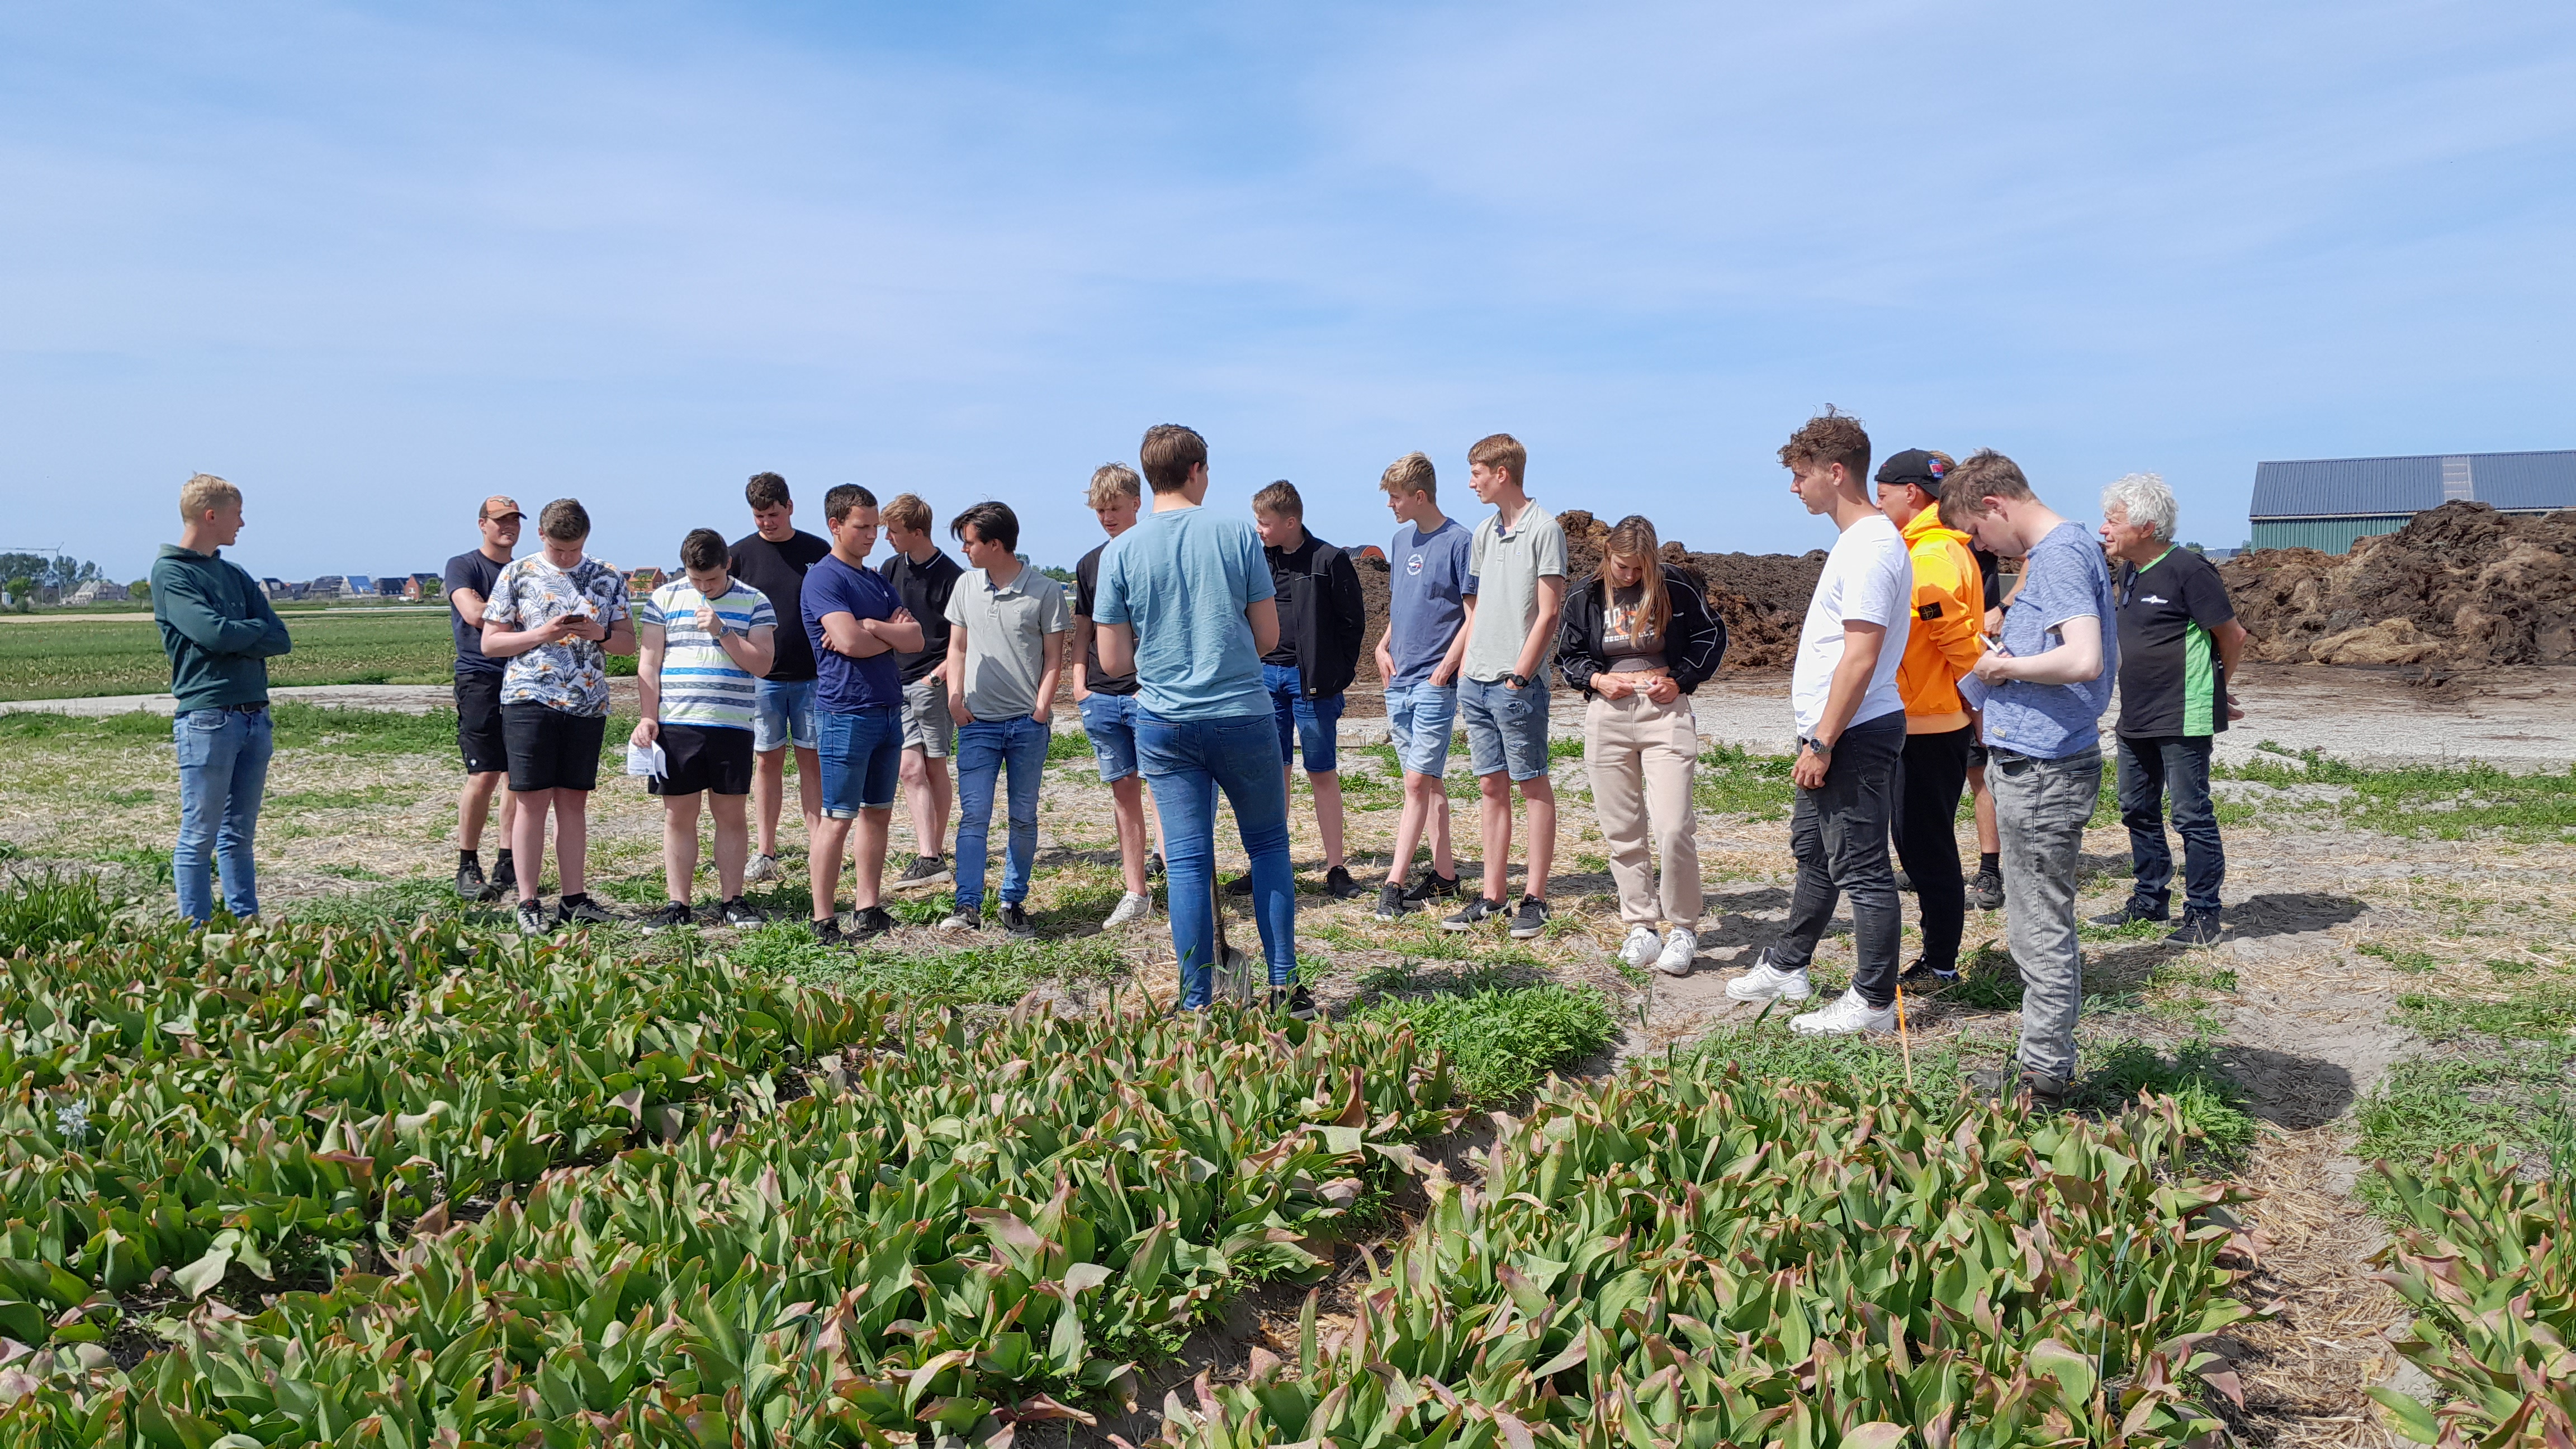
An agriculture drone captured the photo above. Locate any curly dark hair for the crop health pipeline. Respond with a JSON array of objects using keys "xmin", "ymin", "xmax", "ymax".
[{"xmin": 1777, "ymin": 408, "xmax": 1871, "ymax": 482}]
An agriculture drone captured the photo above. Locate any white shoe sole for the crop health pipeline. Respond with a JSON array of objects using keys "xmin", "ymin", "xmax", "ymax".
[
  {"xmin": 1725, "ymin": 973, "xmax": 1813, "ymax": 1002},
  {"xmin": 1791, "ymin": 1014, "xmax": 1894, "ymax": 1037}
]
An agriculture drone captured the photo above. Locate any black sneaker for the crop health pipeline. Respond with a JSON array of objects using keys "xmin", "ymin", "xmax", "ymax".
[
  {"xmin": 1225, "ymin": 874, "xmax": 1255, "ymax": 897},
  {"xmin": 1374, "ymin": 883, "xmax": 1412, "ymax": 920},
  {"xmin": 489, "ymin": 854, "xmax": 518, "ymax": 901},
  {"xmin": 1148, "ymin": 851, "xmax": 1166, "ymax": 880},
  {"xmin": 1896, "ymin": 958, "xmax": 1958, "ymax": 990},
  {"xmin": 849, "ymin": 905, "xmax": 896, "ymax": 940},
  {"xmin": 556, "ymin": 896, "xmax": 619, "ymax": 928},
  {"xmin": 1967, "ymin": 868, "xmax": 2004, "ymax": 911},
  {"xmin": 1323, "ymin": 865, "xmax": 1365, "ymax": 900},
  {"xmin": 894, "ymin": 855, "xmax": 951, "ymax": 890},
  {"xmin": 997, "ymin": 902, "xmax": 1038, "ymax": 939},
  {"xmin": 2167, "ymin": 908, "xmax": 2223, "ymax": 946},
  {"xmin": 515, "ymin": 899, "xmax": 552, "ymax": 937},
  {"xmin": 1970, "ymin": 1066, "xmax": 2067, "ymax": 1110},
  {"xmin": 808, "ymin": 915, "xmax": 844, "ymax": 947},
  {"xmin": 1441, "ymin": 897, "xmax": 1505, "ymax": 931},
  {"xmin": 455, "ymin": 857, "xmax": 487, "ymax": 901},
  {"xmin": 1268, "ymin": 984, "xmax": 1318, "ymax": 1020},
  {"xmin": 1507, "ymin": 896, "xmax": 1552, "ymax": 940},
  {"xmin": 1894, "ymin": 866, "xmax": 1915, "ymax": 894},
  {"xmin": 639, "ymin": 901, "xmax": 693, "ymax": 935},
  {"xmin": 718, "ymin": 897, "xmax": 765, "ymax": 929},
  {"xmin": 2089, "ymin": 899, "xmax": 2170, "ymax": 927},
  {"xmin": 1401, "ymin": 868, "xmax": 1462, "ymax": 905}
]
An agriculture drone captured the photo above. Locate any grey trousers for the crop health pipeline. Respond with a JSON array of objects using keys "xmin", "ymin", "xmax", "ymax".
[
  {"xmin": 1771, "ymin": 710, "xmax": 1906, "ymax": 1009},
  {"xmin": 1991, "ymin": 745, "xmax": 2101, "ymax": 1081}
]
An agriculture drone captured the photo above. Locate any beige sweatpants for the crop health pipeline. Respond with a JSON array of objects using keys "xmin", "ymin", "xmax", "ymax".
[{"xmin": 1583, "ymin": 690, "xmax": 1702, "ymax": 928}]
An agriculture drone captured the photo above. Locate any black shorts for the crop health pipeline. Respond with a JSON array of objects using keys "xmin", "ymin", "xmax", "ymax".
[
  {"xmin": 647, "ymin": 723, "xmax": 754, "ymax": 797},
  {"xmin": 501, "ymin": 703, "xmax": 607, "ymax": 793},
  {"xmin": 456, "ymin": 673, "xmax": 508, "ymax": 774},
  {"xmin": 1967, "ymin": 741, "xmax": 1991, "ymax": 769}
]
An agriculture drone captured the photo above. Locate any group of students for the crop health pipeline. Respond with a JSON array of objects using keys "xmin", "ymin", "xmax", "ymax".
[{"xmin": 154, "ymin": 409, "xmax": 2236, "ymax": 1095}]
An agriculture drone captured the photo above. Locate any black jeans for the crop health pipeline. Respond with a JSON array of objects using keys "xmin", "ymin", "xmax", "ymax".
[
  {"xmin": 2116, "ymin": 735, "xmax": 2223, "ymax": 915},
  {"xmin": 1773, "ymin": 709, "xmax": 1905, "ymax": 1008},
  {"xmin": 1895, "ymin": 726, "xmax": 1972, "ymax": 972}
]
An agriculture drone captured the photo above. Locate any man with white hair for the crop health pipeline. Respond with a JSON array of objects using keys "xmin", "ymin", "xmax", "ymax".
[{"xmin": 2096, "ymin": 473, "xmax": 2244, "ymax": 946}]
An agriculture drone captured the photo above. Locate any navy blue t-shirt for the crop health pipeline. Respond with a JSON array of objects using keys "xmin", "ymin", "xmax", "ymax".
[
  {"xmin": 443, "ymin": 550, "xmax": 506, "ymax": 678},
  {"xmin": 1385, "ymin": 519, "xmax": 1472, "ymax": 687},
  {"xmin": 801, "ymin": 553, "xmax": 905, "ymax": 713}
]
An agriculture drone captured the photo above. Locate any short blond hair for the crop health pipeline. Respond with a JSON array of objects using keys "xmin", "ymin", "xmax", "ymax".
[
  {"xmin": 1087, "ymin": 463, "xmax": 1142, "ymax": 508},
  {"xmin": 179, "ymin": 473, "xmax": 240, "ymax": 524},
  {"xmin": 1467, "ymin": 434, "xmax": 1526, "ymax": 486},
  {"xmin": 882, "ymin": 493, "xmax": 932, "ymax": 535},
  {"xmin": 1251, "ymin": 480, "xmax": 1303, "ymax": 520},
  {"xmin": 1380, "ymin": 452, "xmax": 1436, "ymax": 500}
]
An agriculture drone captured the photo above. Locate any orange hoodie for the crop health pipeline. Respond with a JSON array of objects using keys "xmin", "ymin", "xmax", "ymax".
[{"xmin": 1897, "ymin": 502, "xmax": 1986, "ymax": 732}]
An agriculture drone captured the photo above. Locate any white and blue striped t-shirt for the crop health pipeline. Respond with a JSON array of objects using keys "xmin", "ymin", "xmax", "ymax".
[{"xmin": 640, "ymin": 579, "xmax": 776, "ymax": 731}]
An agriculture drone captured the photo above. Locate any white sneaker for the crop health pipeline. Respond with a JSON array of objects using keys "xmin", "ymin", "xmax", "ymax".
[
  {"xmin": 1104, "ymin": 891, "xmax": 1152, "ymax": 928},
  {"xmin": 745, "ymin": 853, "xmax": 779, "ymax": 885},
  {"xmin": 1790, "ymin": 988, "xmax": 1897, "ymax": 1037},
  {"xmin": 1654, "ymin": 927, "xmax": 1698, "ymax": 977},
  {"xmin": 1725, "ymin": 950, "xmax": 1815, "ymax": 1002},
  {"xmin": 1617, "ymin": 926, "xmax": 1663, "ymax": 968},
  {"xmin": 940, "ymin": 911, "xmax": 982, "ymax": 932}
]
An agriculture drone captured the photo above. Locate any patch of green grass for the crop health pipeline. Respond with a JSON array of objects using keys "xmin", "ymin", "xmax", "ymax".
[
  {"xmin": 1348, "ymin": 983, "xmax": 1617, "ymax": 1100},
  {"xmin": 1046, "ymin": 729, "xmax": 1092, "ymax": 763},
  {"xmin": 0, "ymin": 609, "xmax": 463, "ymax": 701},
  {"xmin": 1680, "ymin": 1018, "xmax": 1962, "ymax": 1095},
  {"xmin": 2068, "ymin": 1037, "xmax": 2257, "ymax": 1162},
  {"xmin": 1692, "ymin": 743, "xmax": 1795, "ymax": 821},
  {"xmin": 2392, "ymin": 978, "xmax": 2576, "ymax": 1043},
  {"xmin": 724, "ymin": 926, "xmax": 1119, "ymax": 1004},
  {"xmin": 2215, "ymin": 748, "xmax": 2576, "ymax": 842},
  {"xmin": 2355, "ymin": 1046, "xmax": 2576, "ymax": 1186},
  {"xmin": 89, "ymin": 846, "xmax": 174, "ymax": 886},
  {"xmin": 281, "ymin": 877, "xmax": 508, "ymax": 930},
  {"xmin": 0, "ymin": 870, "xmax": 130, "ymax": 953},
  {"xmin": 2359, "ymin": 942, "xmax": 2438, "ymax": 974}
]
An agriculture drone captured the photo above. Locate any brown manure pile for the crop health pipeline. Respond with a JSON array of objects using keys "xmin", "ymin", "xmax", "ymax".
[{"xmin": 2222, "ymin": 501, "xmax": 2576, "ymax": 671}]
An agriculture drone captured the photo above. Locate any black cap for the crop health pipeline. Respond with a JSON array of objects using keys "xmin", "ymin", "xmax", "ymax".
[{"xmin": 1874, "ymin": 449, "xmax": 1950, "ymax": 497}]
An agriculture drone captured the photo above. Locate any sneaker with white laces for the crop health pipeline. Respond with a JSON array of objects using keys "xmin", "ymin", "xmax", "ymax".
[
  {"xmin": 1653, "ymin": 926, "xmax": 1698, "ymax": 977},
  {"xmin": 1617, "ymin": 926, "xmax": 1663, "ymax": 968},
  {"xmin": 1104, "ymin": 891, "xmax": 1152, "ymax": 928},
  {"xmin": 515, "ymin": 899, "xmax": 552, "ymax": 937},
  {"xmin": 894, "ymin": 855, "xmax": 952, "ymax": 891},
  {"xmin": 1790, "ymin": 988, "xmax": 1897, "ymax": 1037},
  {"xmin": 1725, "ymin": 949, "xmax": 1815, "ymax": 1002},
  {"xmin": 745, "ymin": 853, "xmax": 780, "ymax": 885},
  {"xmin": 940, "ymin": 910, "xmax": 982, "ymax": 932}
]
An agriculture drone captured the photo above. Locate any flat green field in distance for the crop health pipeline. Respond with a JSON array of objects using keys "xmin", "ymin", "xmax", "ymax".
[{"xmin": 0, "ymin": 609, "xmax": 457, "ymax": 700}]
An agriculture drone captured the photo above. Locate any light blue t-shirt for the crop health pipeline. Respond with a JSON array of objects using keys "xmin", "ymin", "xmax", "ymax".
[
  {"xmin": 1983, "ymin": 522, "xmax": 2119, "ymax": 760},
  {"xmin": 1385, "ymin": 519, "xmax": 1473, "ymax": 688},
  {"xmin": 1093, "ymin": 505, "xmax": 1275, "ymax": 721}
]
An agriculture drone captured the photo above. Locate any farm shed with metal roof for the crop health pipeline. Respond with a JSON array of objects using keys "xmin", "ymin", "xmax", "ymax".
[{"xmin": 2250, "ymin": 449, "xmax": 2576, "ymax": 553}]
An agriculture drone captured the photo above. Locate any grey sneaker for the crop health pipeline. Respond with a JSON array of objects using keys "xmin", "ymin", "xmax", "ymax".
[
  {"xmin": 454, "ymin": 857, "xmax": 487, "ymax": 901},
  {"xmin": 1374, "ymin": 883, "xmax": 1412, "ymax": 921},
  {"xmin": 745, "ymin": 853, "xmax": 780, "ymax": 885},
  {"xmin": 940, "ymin": 909, "xmax": 982, "ymax": 932},
  {"xmin": 997, "ymin": 902, "xmax": 1038, "ymax": 939},
  {"xmin": 1967, "ymin": 868, "xmax": 2004, "ymax": 911},
  {"xmin": 1103, "ymin": 891, "xmax": 1152, "ymax": 928},
  {"xmin": 515, "ymin": 899, "xmax": 552, "ymax": 937},
  {"xmin": 807, "ymin": 915, "xmax": 845, "ymax": 947},
  {"xmin": 639, "ymin": 901, "xmax": 693, "ymax": 935},
  {"xmin": 1441, "ymin": 897, "xmax": 1505, "ymax": 931},
  {"xmin": 1507, "ymin": 896, "xmax": 1551, "ymax": 940},
  {"xmin": 555, "ymin": 896, "xmax": 618, "ymax": 928},
  {"xmin": 718, "ymin": 897, "xmax": 765, "ymax": 929},
  {"xmin": 894, "ymin": 855, "xmax": 951, "ymax": 890}
]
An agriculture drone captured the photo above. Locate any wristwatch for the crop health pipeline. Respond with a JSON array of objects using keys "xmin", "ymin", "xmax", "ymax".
[
  {"xmin": 1503, "ymin": 671, "xmax": 1530, "ymax": 688},
  {"xmin": 1799, "ymin": 736, "xmax": 1834, "ymax": 760}
]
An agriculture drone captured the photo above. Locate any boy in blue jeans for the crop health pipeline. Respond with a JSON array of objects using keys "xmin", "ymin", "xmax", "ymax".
[
  {"xmin": 1093, "ymin": 424, "xmax": 1306, "ymax": 1016},
  {"xmin": 940, "ymin": 502, "xmax": 1070, "ymax": 937},
  {"xmin": 1247, "ymin": 480, "xmax": 1369, "ymax": 900}
]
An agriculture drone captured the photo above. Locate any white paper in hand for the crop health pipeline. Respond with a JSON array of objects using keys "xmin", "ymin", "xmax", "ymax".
[{"xmin": 626, "ymin": 741, "xmax": 668, "ymax": 779}]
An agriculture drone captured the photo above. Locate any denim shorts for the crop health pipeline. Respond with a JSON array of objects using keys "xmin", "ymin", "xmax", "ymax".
[
  {"xmin": 1078, "ymin": 690, "xmax": 1142, "ymax": 783},
  {"xmin": 1460, "ymin": 674, "xmax": 1551, "ymax": 782},
  {"xmin": 752, "ymin": 677, "xmax": 818, "ymax": 753},
  {"xmin": 1381, "ymin": 681, "xmax": 1459, "ymax": 779},
  {"xmin": 1263, "ymin": 662, "xmax": 1342, "ymax": 772},
  {"xmin": 816, "ymin": 707, "xmax": 902, "ymax": 817}
]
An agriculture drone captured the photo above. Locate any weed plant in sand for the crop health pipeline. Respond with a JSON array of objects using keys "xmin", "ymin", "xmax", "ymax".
[
  {"xmin": 2218, "ymin": 747, "xmax": 2576, "ymax": 842},
  {"xmin": 2356, "ymin": 976, "xmax": 2576, "ymax": 1181},
  {"xmin": 1345, "ymin": 982, "xmax": 1617, "ymax": 1100},
  {"xmin": 1167, "ymin": 1054, "xmax": 2256, "ymax": 1449}
]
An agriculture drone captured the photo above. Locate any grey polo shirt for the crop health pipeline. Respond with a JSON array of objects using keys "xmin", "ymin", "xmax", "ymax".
[
  {"xmin": 1463, "ymin": 502, "xmax": 1568, "ymax": 683},
  {"xmin": 943, "ymin": 562, "xmax": 1072, "ymax": 721}
]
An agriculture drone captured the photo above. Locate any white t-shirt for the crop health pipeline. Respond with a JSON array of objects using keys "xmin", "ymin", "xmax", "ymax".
[{"xmin": 1791, "ymin": 514, "xmax": 1915, "ymax": 737}]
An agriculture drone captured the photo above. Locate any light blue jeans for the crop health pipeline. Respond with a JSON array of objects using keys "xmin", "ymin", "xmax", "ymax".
[
  {"xmin": 1138, "ymin": 709, "xmax": 1294, "ymax": 1008},
  {"xmin": 953, "ymin": 716, "xmax": 1049, "ymax": 913},
  {"xmin": 173, "ymin": 706, "xmax": 273, "ymax": 924}
]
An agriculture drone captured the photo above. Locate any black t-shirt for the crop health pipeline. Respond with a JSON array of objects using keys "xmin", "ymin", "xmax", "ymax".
[
  {"xmin": 443, "ymin": 550, "xmax": 506, "ymax": 677},
  {"xmin": 728, "ymin": 530, "xmax": 832, "ymax": 683},
  {"xmin": 2115, "ymin": 546, "xmax": 2237, "ymax": 739},
  {"xmin": 1974, "ymin": 548, "xmax": 2004, "ymax": 621},
  {"xmin": 1073, "ymin": 542, "xmax": 1139, "ymax": 697},
  {"xmin": 1261, "ymin": 533, "xmax": 1323, "ymax": 667},
  {"xmin": 878, "ymin": 548, "xmax": 963, "ymax": 685}
]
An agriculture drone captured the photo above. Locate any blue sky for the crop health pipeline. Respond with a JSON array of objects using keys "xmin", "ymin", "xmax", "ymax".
[{"xmin": 4, "ymin": 1, "xmax": 2573, "ymax": 581}]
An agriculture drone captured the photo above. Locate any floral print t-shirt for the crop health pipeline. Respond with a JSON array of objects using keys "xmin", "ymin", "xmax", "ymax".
[{"xmin": 482, "ymin": 553, "xmax": 630, "ymax": 716}]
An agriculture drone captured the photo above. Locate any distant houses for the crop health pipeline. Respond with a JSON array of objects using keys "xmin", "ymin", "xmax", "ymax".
[
  {"xmin": 64, "ymin": 579, "xmax": 128, "ymax": 605},
  {"xmin": 627, "ymin": 566, "xmax": 665, "ymax": 597}
]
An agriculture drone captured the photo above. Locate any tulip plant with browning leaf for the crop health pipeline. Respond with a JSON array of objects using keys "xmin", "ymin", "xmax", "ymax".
[{"xmin": 1162, "ymin": 1056, "xmax": 2258, "ymax": 1449}]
